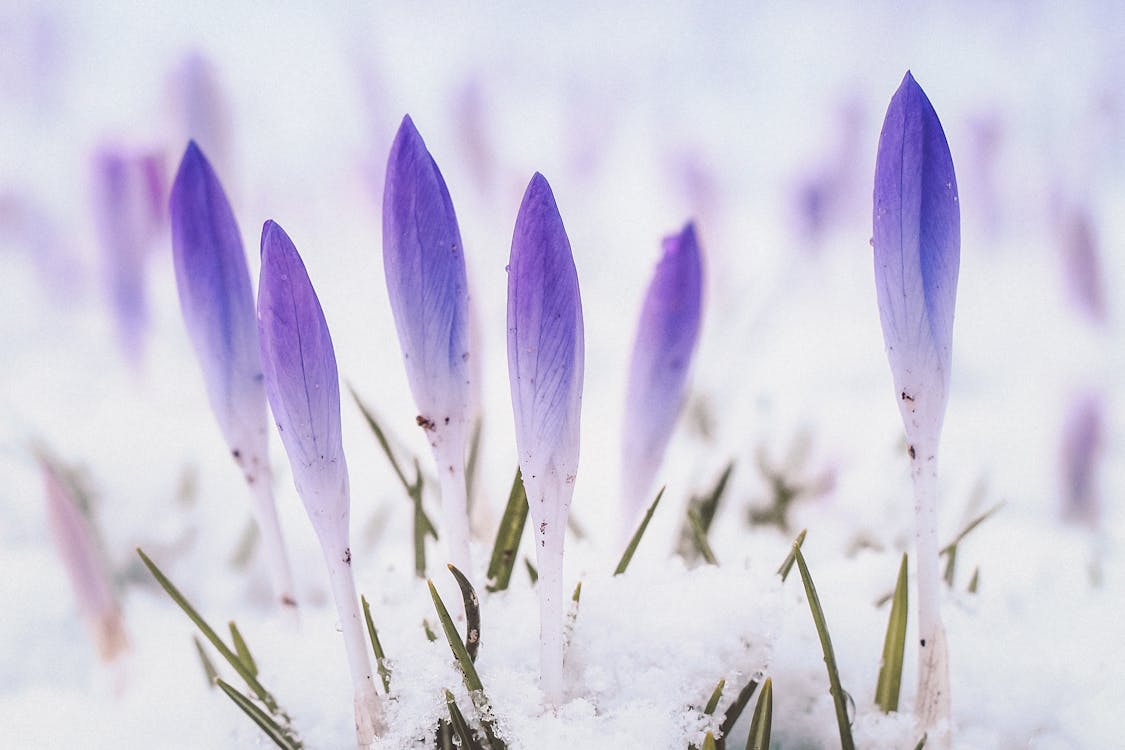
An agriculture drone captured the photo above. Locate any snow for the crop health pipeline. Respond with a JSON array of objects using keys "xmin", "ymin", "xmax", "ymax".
[{"xmin": 2, "ymin": 1, "xmax": 1124, "ymax": 748}]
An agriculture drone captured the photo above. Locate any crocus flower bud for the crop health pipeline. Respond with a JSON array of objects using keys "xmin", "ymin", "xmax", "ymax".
[
  {"xmin": 873, "ymin": 71, "xmax": 960, "ymax": 456},
  {"xmin": 169, "ymin": 142, "xmax": 297, "ymax": 611},
  {"xmin": 41, "ymin": 456, "xmax": 128, "ymax": 663},
  {"xmin": 874, "ymin": 71, "xmax": 960, "ymax": 739},
  {"xmin": 257, "ymin": 220, "xmax": 383, "ymax": 746},
  {"xmin": 382, "ymin": 116, "xmax": 473, "ymax": 575},
  {"xmin": 621, "ymin": 222, "xmax": 703, "ymax": 533},
  {"xmin": 507, "ymin": 173, "xmax": 584, "ymax": 705}
]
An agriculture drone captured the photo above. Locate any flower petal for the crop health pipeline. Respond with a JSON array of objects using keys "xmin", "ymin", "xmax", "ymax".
[
  {"xmin": 257, "ymin": 220, "xmax": 348, "ymax": 527},
  {"xmin": 170, "ymin": 142, "xmax": 268, "ymax": 468},
  {"xmin": 873, "ymin": 71, "xmax": 960, "ymax": 443},
  {"xmin": 507, "ymin": 173, "xmax": 584, "ymax": 501},
  {"xmin": 622, "ymin": 222, "xmax": 704, "ymax": 516},
  {"xmin": 382, "ymin": 115, "xmax": 471, "ymax": 442}
]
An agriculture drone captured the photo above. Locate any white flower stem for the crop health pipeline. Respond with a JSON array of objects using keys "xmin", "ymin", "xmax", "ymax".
[
  {"xmin": 249, "ymin": 472, "xmax": 299, "ymax": 614},
  {"xmin": 434, "ymin": 443, "xmax": 472, "ymax": 578},
  {"xmin": 321, "ymin": 536, "xmax": 384, "ymax": 748},
  {"xmin": 534, "ymin": 515, "xmax": 566, "ymax": 707},
  {"xmin": 910, "ymin": 443, "xmax": 951, "ymax": 741}
]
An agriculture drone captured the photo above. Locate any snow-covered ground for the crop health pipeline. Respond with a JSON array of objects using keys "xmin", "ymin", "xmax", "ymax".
[{"xmin": 2, "ymin": 2, "xmax": 1124, "ymax": 748}]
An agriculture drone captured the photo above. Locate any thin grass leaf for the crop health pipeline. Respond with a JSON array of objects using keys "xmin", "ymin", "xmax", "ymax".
[
  {"xmin": 704, "ymin": 679, "xmax": 725, "ymax": 716},
  {"xmin": 524, "ymin": 557, "xmax": 538, "ymax": 584},
  {"xmin": 486, "ymin": 469, "xmax": 529, "ymax": 592},
  {"xmin": 941, "ymin": 544, "xmax": 957, "ymax": 587},
  {"xmin": 466, "ymin": 417, "xmax": 483, "ymax": 507},
  {"xmin": 875, "ymin": 554, "xmax": 908, "ymax": 713},
  {"xmin": 215, "ymin": 677, "xmax": 302, "ymax": 750},
  {"xmin": 229, "ymin": 621, "xmax": 258, "ymax": 678},
  {"xmin": 361, "ymin": 595, "xmax": 392, "ymax": 694},
  {"xmin": 967, "ymin": 567, "xmax": 980, "ymax": 594},
  {"xmin": 615, "ymin": 486, "xmax": 665, "ymax": 575},
  {"xmin": 914, "ymin": 734, "xmax": 928, "ymax": 750},
  {"xmin": 424, "ymin": 619, "xmax": 438, "ymax": 642},
  {"xmin": 776, "ymin": 528, "xmax": 807, "ymax": 581},
  {"xmin": 702, "ymin": 731, "xmax": 718, "ymax": 750},
  {"xmin": 679, "ymin": 461, "xmax": 734, "ymax": 559},
  {"xmin": 427, "ymin": 580, "xmax": 506, "ymax": 749},
  {"xmin": 792, "ymin": 545, "xmax": 855, "ymax": 750},
  {"xmin": 137, "ymin": 548, "xmax": 279, "ymax": 714},
  {"xmin": 717, "ymin": 674, "xmax": 760, "ymax": 746},
  {"xmin": 448, "ymin": 564, "xmax": 482, "ymax": 662},
  {"xmin": 939, "ymin": 502, "xmax": 1004, "ymax": 556},
  {"xmin": 444, "ymin": 689, "xmax": 484, "ymax": 750},
  {"xmin": 745, "ymin": 677, "xmax": 772, "ymax": 750},
  {"xmin": 437, "ymin": 722, "xmax": 453, "ymax": 750},
  {"xmin": 193, "ymin": 635, "xmax": 218, "ymax": 689},
  {"xmin": 350, "ymin": 384, "xmax": 412, "ymax": 490},
  {"xmin": 687, "ymin": 507, "xmax": 718, "ymax": 565}
]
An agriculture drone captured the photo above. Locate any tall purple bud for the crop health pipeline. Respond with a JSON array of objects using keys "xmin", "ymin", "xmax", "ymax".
[
  {"xmin": 873, "ymin": 71, "xmax": 959, "ymax": 738},
  {"xmin": 169, "ymin": 142, "xmax": 297, "ymax": 612},
  {"xmin": 621, "ymin": 222, "xmax": 703, "ymax": 536},
  {"xmin": 382, "ymin": 116, "xmax": 474, "ymax": 576},
  {"xmin": 507, "ymin": 173, "xmax": 584, "ymax": 706},
  {"xmin": 92, "ymin": 146, "xmax": 163, "ymax": 365},
  {"xmin": 257, "ymin": 221, "xmax": 383, "ymax": 746},
  {"xmin": 41, "ymin": 457, "xmax": 128, "ymax": 663}
]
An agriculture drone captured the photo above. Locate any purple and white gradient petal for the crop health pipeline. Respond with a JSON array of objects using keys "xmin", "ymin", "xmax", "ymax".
[
  {"xmin": 873, "ymin": 70, "xmax": 960, "ymax": 452},
  {"xmin": 507, "ymin": 172, "xmax": 584, "ymax": 706},
  {"xmin": 382, "ymin": 115, "xmax": 473, "ymax": 574},
  {"xmin": 170, "ymin": 142, "xmax": 296, "ymax": 611},
  {"xmin": 257, "ymin": 220, "xmax": 383, "ymax": 745},
  {"xmin": 621, "ymin": 222, "xmax": 703, "ymax": 530}
]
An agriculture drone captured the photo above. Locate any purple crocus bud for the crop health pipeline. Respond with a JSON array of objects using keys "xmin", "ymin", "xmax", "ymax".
[
  {"xmin": 169, "ymin": 142, "xmax": 297, "ymax": 612},
  {"xmin": 257, "ymin": 221, "xmax": 383, "ymax": 746},
  {"xmin": 507, "ymin": 173, "xmax": 584, "ymax": 706},
  {"xmin": 382, "ymin": 115, "xmax": 473, "ymax": 576},
  {"xmin": 41, "ymin": 457, "xmax": 128, "ymax": 663},
  {"xmin": 874, "ymin": 71, "xmax": 960, "ymax": 453},
  {"xmin": 1060, "ymin": 390, "xmax": 1105, "ymax": 527},
  {"xmin": 873, "ymin": 71, "xmax": 959, "ymax": 738},
  {"xmin": 621, "ymin": 222, "xmax": 703, "ymax": 534},
  {"xmin": 92, "ymin": 146, "xmax": 163, "ymax": 365}
]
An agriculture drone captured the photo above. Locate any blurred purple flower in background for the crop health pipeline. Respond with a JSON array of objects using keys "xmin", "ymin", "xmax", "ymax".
[
  {"xmin": 382, "ymin": 115, "xmax": 474, "ymax": 576},
  {"xmin": 168, "ymin": 53, "xmax": 233, "ymax": 174},
  {"xmin": 873, "ymin": 70, "xmax": 960, "ymax": 737},
  {"xmin": 91, "ymin": 146, "xmax": 165, "ymax": 365},
  {"xmin": 621, "ymin": 222, "xmax": 703, "ymax": 534},
  {"xmin": 257, "ymin": 220, "xmax": 383, "ymax": 746},
  {"xmin": 1060, "ymin": 390, "xmax": 1105, "ymax": 528},
  {"xmin": 169, "ymin": 142, "xmax": 297, "ymax": 611},
  {"xmin": 507, "ymin": 173, "xmax": 584, "ymax": 706}
]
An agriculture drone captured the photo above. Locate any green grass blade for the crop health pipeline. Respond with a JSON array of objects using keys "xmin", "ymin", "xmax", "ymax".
[
  {"xmin": 229, "ymin": 621, "xmax": 258, "ymax": 678},
  {"xmin": 444, "ymin": 689, "xmax": 484, "ymax": 750},
  {"xmin": 792, "ymin": 544, "xmax": 855, "ymax": 750},
  {"xmin": 704, "ymin": 679, "xmax": 725, "ymax": 716},
  {"xmin": 940, "ymin": 502, "xmax": 1004, "ymax": 555},
  {"xmin": 702, "ymin": 731, "xmax": 718, "ymax": 750},
  {"xmin": 745, "ymin": 677, "xmax": 772, "ymax": 750},
  {"xmin": 718, "ymin": 674, "xmax": 760, "ymax": 742},
  {"xmin": 448, "ymin": 564, "xmax": 482, "ymax": 662},
  {"xmin": 137, "ymin": 548, "xmax": 278, "ymax": 713},
  {"xmin": 423, "ymin": 619, "xmax": 438, "ymax": 642},
  {"xmin": 524, "ymin": 557, "xmax": 538, "ymax": 584},
  {"xmin": 942, "ymin": 544, "xmax": 957, "ymax": 586},
  {"xmin": 687, "ymin": 507, "xmax": 719, "ymax": 565},
  {"xmin": 350, "ymin": 384, "xmax": 411, "ymax": 490},
  {"xmin": 427, "ymin": 580, "xmax": 506, "ymax": 749},
  {"xmin": 465, "ymin": 417, "xmax": 483, "ymax": 508},
  {"xmin": 913, "ymin": 733, "xmax": 927, "ymax": 750},
  {"xmin": 776, "ymin": 529, "xmax": 807, "ymax": 581},
  {"xmin": 678, "ymin": 462, "xmax": 734, "ymax": 562},
  {"xmin": 215, "ymin": 678, "xmax": 302, "ymax": 750},
  {"xmin": 486, "ymin": 469, "xmax": 529, "ymax": 591},
  {"xmin": 614, "ymin": 486, "xmax": 665, "ymax": 575},
  {"xmin": 193, "ymin": 635, "xmax": 219, "ymax": 689},
  {"xmin": 875, "ymin": 554, "xmax": 908, "ymax": 713},
  {"xmin": 361, "ymin": 595, "xmax": 392, "ymax": 694},
  {"xmin": 967, "ymin": 567, "xmax": 980, "ymax": 594}
]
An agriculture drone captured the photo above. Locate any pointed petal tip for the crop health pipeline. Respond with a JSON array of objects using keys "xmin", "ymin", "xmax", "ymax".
[{"xmin": 393, "ymin": 113, "xmax": 423, "ymax": 149}]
